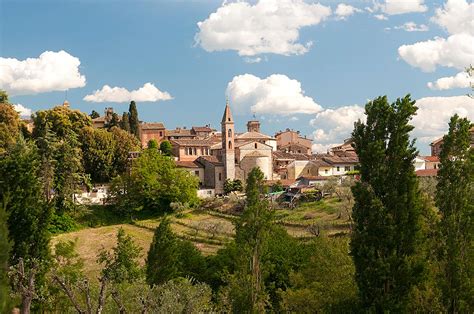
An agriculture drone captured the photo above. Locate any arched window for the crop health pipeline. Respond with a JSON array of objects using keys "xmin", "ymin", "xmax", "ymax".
[
  {"xmin": 228, "ymin": 129, "xmax": 232, "ymax": 137},
  {"xmin": 228, "ymin": 141, "xmax": 232, "ymax": 149},
  {"xmin": 254, "ymin": 143, "xmax": 257, "ymax": 149}
]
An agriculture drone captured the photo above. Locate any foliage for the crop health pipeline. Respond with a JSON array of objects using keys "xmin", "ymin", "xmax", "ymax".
[
  {"xmin": 128, "ymin": 101, "xmax": 140, "ymax": 139},
  {"xmin": 146, "ymin": 218, "xmax": 179, "ymax": 285},
  {"xmin": 350, "ymin": 95, "xmax": 427, "ymax": 311},
  {"xmin": 120, "ymin": 112, "xmax": 130, "ymax": 132},
  {"xmin": 159, "ymin": 140, "xmax": 173, "ymax": 156},
  {"xmin": 0, "ymin": 99, "xmax": 21, "ymax": 153},
  {"xmin": 109, "ymin": 147, "xmax": 199, "ymax": 214},
  {"xmin": 436, "ymin": 114, "xmax": 474, "ymax": 312},
  {"xmin": 0, "ymin": 90, "xmax": 9, "ymax": 103},
  {"xmin": 32, "ymin": 105, "xmax": 91, "ymax": 139},
  {"xmin": 0, "ymin": 138, "xmax": 52, "ymax": 274},
  {"xmin": 109, "ymin": 126, "xmax": 141, "ymax": 176},
  {"xmin": 89, "ymin": 110, "xmax": 100, "ymax": 119},
  {"xmin": 79, "ymin": 126, "xmax": 116, "ymax": 183},
  {"xmin": 147, "ymin": 139, "xmax": 158, "ymax": 149},
  {"xmin": 98, "ymin": 228, "xmax": 143, "ymax": 284},
  {"xmin": 48, "ymin": 213, "xmax": 79, "ymax": 234},
  {"xmin": 271, "ymin": 180, "xmax": 284, "ymax": 192},
  {"xmin": 223, "ymin": 179, "xmax": 243, "ymax": 194},
  {"xmin": 281, "ymin": 237, "xmax": 359, "ymax": 312},
  {"xmin": 108, "ymin": 112, "xmax": 120, "ymax": 129},
  {"xmin": 0, "ymin": 197, "xmax": 11, "ymax": 312}
]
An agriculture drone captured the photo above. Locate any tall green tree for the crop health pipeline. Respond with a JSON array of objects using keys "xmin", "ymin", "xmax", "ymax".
[
  {"xmin": 32, "ymin": 106, "xmax": 91, "ymax": 139},
  {"xmin": 79, "ymin": 127, "xmax": 116, "ymax": 183},
  {"xmin": 128, "ymin": 101, "xmax": 140, "ymax": 139},
  {"xmin": 146, "ymin": 218, "xmax": 179, "ymax": 286},
  {"xmin": 0, "ymin": 138, "xmax": 52, "ymax": 275},
  {"xmin": 120, "ymin": 112, "xmax": 130, "ymax": 133},
  {"xmin": 108, "ymin": 112, "xmax": 120, "ymax": 130},
  {"xmin": 436, "ymin": 114, "xmax": 474, "ymax": 312},
  {"xmin": 230, "ymin": 167, "xmax": 273, "ymax": 312},
  {"xmin": 0, "ymin": 199, "xmax": 11, "ymax": 312},
  {"xmin": 0, "ymin": 96, "xmax": 20, "ymax": 152},
  {"xmin": 350, "ymin": 95, "xmax": 426, "ymax": 311}
]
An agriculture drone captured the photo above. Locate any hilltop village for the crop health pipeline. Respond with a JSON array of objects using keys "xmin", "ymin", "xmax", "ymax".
[{"xmin": 72, "ymin": 100, "xmax": 461, "ymax": 199}]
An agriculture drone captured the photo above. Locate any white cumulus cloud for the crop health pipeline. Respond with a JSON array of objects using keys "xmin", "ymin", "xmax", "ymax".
[
  {"xmin": 380, "ymin": 0, "xmax": 427, "ymax": 15},
  {"xmin": 394, "ymin": 22, "xmax": 429, "ymax": 32},
  {"xmin": 374, "ymin": 14, "xmax": 388, "ymax": 20},
  {"xmin": 335, "ymin": 4, "xmax": 362, "ymax": 20},
  {"xmin": 195, "ymin": 0, "xmax": 331, "ymax": 57},
  {"xmin": 412, "ymin": 95, "xmax": 474, "ymax": 145},
  {"xmin": 226, "ymin": 74, "xmax": 322, "ymax": 115},
  {"xmin": 431, "ymin": 0, "xmax": 474, "ymax": 36},
  {"xmin": 398, "ymin": 0, "xmax": 474, "ymax": 73},
  {"xmin": 0, "ymin": 50, "xmax": 86, "ymax": 95},
  {"xmin": 427, "ymin": 71, "xmax": 471, "ymax": 90},
  {"xmin": 308, "ymin": 95, "xmax": 474, "ymax": 153},
  {"xmin": 398, "ymin": 33, "xmax": 474, "ymax": 72},
  {"xmin": 310, "ymin": 105, "xmax": 365, "ymax": 153},
  {"xmin": 13, "ymin": 104, "xmax": 32, "ymax": 118},
  {"xmin": 83, "ymin": 83, "xmax": 173, "ymax": 103}
]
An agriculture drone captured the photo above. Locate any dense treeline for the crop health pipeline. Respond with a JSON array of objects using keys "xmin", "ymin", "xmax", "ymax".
[{"xmin": 0, "ymin": 91, "xmax": 473, "ymax": 312}]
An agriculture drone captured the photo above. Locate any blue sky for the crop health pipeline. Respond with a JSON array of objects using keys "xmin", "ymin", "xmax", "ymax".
[{"xmin": 1, "ymin": 0, "xmax": 473, "ymax": 154}]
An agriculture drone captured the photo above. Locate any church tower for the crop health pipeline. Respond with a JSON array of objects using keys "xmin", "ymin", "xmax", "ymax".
[{"xmin": 221, "ymin": 100, "xmax": 235, "ymax": 180}]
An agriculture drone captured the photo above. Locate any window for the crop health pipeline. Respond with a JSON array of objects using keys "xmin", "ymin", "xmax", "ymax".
[
  {"xmin": 193, "ymin": 147, "xmax": 197, "ymax": 155},
  {"xmin": 336, "ymin": 166, "xmax": 340, "ymax": 172},
  {"xmin": 228, "ymin": 141, "xmax": 232, "ymax": 149},
  {"xmin": 184, "ymin": 148, "xmax": 188, "ymax": 155},
  {"xmin": 325, "ymin": 169, "xmax": 329, "ymax": 174},
  {"xmin": 188, "ymin": 147, "xmax": 193, "ymax": 155},
  {"xmin": 345, "ymin": 166, "xmax": 350, "ymax": 171},
  {"xmin": 159, "ymin": 131, "xmax": 163, "ymax": 137},
  {"xmin": 254, "ymin": 143, "xmax": 258, "ymax": 149},
  {"xmin": 218, "ymin": 173, "xmax": 222, "ymax": 181},
  {"xmin": 194, "ymin": 170, "xmax": 199, "ymax": 176},
  {"xmin": 228, "ymin": 129, "xmax": 232, "ymax": 137}
]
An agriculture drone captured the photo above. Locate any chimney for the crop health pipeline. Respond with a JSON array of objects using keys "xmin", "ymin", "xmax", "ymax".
[{"xmin": 247, "ymin": 120, "xmax": 260, "ymax": 132}]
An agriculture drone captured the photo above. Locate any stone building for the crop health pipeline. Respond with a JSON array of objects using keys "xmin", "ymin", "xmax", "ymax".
[{"xmin": 275, "ymin": 128, "xmax": 312, "ymax": 154}]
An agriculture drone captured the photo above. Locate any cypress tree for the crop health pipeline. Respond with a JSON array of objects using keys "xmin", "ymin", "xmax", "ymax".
[
  {"xmin": 350, "ymin": 95, "xmax": 425, "ymax": 311},
  {"xmin": 146, "ymin": 218, "xmax": 179, "ymax": 285},
  {"xmin": 436, "ymin": 115, "xmax": 473, "ymax": 312},
  {"xmin": 128, "ymin": 101, "xmax": 140, "ymax": 139},
  {"xmin": 120, "ymin": 112, "xmax": 130, "ymax": 133},
  {"xmin": 108, "ymin": 112, "xmax": 120, "ymax": 129}
]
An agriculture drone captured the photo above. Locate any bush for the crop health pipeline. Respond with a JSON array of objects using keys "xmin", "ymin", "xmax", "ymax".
[{"xmin": 48, "ymin": 213, "xmax": 79, "ymax": 234}]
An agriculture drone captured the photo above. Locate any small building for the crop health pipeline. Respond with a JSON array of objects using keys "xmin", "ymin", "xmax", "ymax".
[
  {"xmin": 171, "ymin": 138, "xmax": 216, "ymax": 161},
  {"xmin": 140, "ymin": 122, "xmax": 166, "ymax": 147},
  {"xmin": 275, "ymin": 128, "xmax": 312, "ymax": 154},
  {"xmin": 329, "ymin": 138, "xmax": 357, "ymax": 157},
  {"xmin": 430, "ymin": 127, "xmax": 474, "ymax": 156}
]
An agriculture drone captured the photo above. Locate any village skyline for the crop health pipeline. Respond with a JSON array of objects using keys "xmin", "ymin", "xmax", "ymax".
[{"xmin": 1, "ymin": 0, "xmax": 473, "ymax": 155}]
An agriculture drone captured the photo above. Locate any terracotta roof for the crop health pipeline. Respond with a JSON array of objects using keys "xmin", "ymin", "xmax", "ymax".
[
  {"xmin": 236, "ymin": 131, "xmax": 273, "ymax": 140},
  {"xmin": 235, "ymin": 141, "xmax": 272, "ymax": 149},
  {"xmin": 310, "ymin": 159, "xmax": 332, "ymax": 167},
  {"xmin": 141, "ymin": 122, "xmax": 165, "ymax": 130},
  {"xmin": 171, "ymin": 138, "xmax": 214, "ymax": 146},
  {"xmin": 416, "ymin": 169, "xmax": 438, "ymax": 177},
  {"xmin": 264, "ymin": 179, "xmax": 296, "ymax": 187},
  {"xmin": 198, "ymin": 155, "xmax": 223, "ymax": 166},
  {"xmin": 175, "ymin": 160, "xmax": 202, "ymax": 168},
  {"xmin": 422, "ymin": 156, "xmax": 440, "ymax": 162},
  {"xmin": 273, "ymin": 151, "xmax": 311, "ymax": 161},
  {"xmin": 242, "ymin": 151, "xmax": 269, "ymax": 158},
  {"xmin": 430, "ymin": 137, "xmax": 444, "ymax": 146},
  {"xmin": 92, "ymin": 116, "xmax": 107, "ymax": 122},
  {"xmin": 210, "ymin": 142, "xmax": 222, "ymax": 150},
  {"xmin": 297, "ymin": 175, "xmax": 328, "ymax": 181},
  {"xmin": 280, "ymin": 142, "xmax": 311, "ymax": 150},
  {"xmin": 165, "ymin": 129, "xmax": 193, "ymax": 136},
  {"xmin": 192, "ymin": 126, "xmax": 212, "ymax": 132},
  {"xmin": 322, "ymin": 156, "xmax": 359, "ymax": 164}
]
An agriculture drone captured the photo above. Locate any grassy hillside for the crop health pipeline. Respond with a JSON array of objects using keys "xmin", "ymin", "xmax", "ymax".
[{"xmin": 53, "ymin": 197, "xmax": 351, "ymax": 278}]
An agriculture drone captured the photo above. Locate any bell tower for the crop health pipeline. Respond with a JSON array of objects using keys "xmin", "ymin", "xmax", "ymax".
[{"xmin": 221, "ymin": 99, "xmax": 235, "ymax": 180}]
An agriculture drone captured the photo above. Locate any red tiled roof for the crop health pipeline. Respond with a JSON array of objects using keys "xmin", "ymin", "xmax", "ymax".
[
  {"xmin": 141, "ymin": 122, "xmax": 165, "ymax": 130},
  {"xmin": 192, "ymin": 126, "xmax": 212, "ymax": 132},
  {"xmin": 422, "ymin": 156, "xmax": 440, "ymax": 162},
  {"xmin": 264, "ymin": 179, "xmax": 296, "ymax": 186},
  {"xmin": 198, "ymin": 155, "xmax": 223, "ymax": 166},
  {"xmin": 171, "ymin": 138, "xmax": 215, "ymax": 146},
  {"xmin": 175, "ymin": 160, "xmax": 202, "ymax": 168},
  {"xmin": 322, "ymin": 156, "xmax": 359, "ymax": 164},
  {"xmin": 416, "ymin": 169, "xmax": 438, "ymax": 177},
  {"xmin": 273, "ymin": 151, "xmax": 311, "ymax": 161},
  {"xmin": 297, "ymin": 175, "xmax": 328, "ymax": 180}
]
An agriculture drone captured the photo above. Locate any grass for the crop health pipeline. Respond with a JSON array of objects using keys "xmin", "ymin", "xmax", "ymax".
[{"xmin": 52, "ymin": 197, "xmax": 351, "ymax": 279}]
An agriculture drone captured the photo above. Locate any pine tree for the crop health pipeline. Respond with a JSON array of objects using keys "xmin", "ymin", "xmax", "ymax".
[
  {"xmin": 108, "ymin": 112, "xmax": 120, "ymax": 129},
  {"xmin": 159, "ymin": 140, "xmax": 172, "ymax": 156},
  {"xmin": 128, "ymin": 101, "xmax": 140, "ymax": 139},
  {"xmin": 146, "ymin": 218, "xmax": 179, "ymax": 285},
  {"xmin": 350, "ymin": 95, "xmax": 426, "ymax": 311},
  {"xmin": 90, "ymin": 110, "xmax": 100, "ymax": 119},
  {"xmin": 120, "ymin": 112, "xmax": 130, "ymax": 133},
  {"xmin": 436, "ymin": 114, "xmax": 474, "ymax": 312}
]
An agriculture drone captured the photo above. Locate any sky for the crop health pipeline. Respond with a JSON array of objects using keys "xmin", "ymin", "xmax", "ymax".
[{"xmin": 1, "ymin": 0, "xmax": 473, "ymax": 154}]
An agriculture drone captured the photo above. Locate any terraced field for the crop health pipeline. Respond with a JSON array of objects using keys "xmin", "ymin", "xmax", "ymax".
[{"xmin": 53, "ymin": 198, "xmax": 351, "ymax": 278}]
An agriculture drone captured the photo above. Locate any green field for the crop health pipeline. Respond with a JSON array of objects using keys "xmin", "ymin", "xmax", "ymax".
[{"xmin": 53, "ymin": 197, "xmax": 350, "ymax": 278}]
